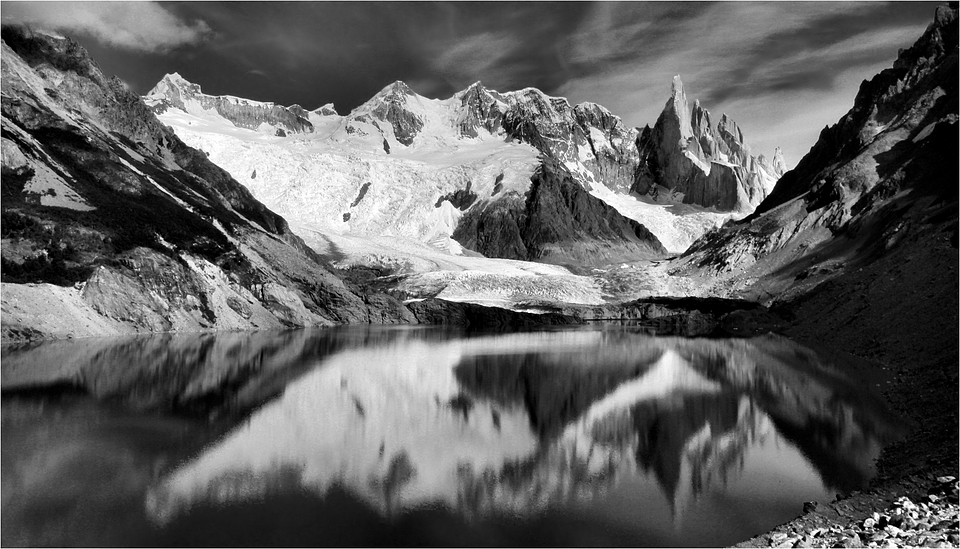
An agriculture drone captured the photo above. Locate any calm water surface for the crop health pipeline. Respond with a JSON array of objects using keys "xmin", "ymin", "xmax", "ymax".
[{"xmin": 1, "ymin": 325, "xmax": 906, "ymax": 546}]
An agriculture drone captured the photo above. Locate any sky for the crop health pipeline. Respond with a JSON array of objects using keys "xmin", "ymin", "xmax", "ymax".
[{"xmin": 1, "ymin": 1, "xmax": 939, "ymax": 165}]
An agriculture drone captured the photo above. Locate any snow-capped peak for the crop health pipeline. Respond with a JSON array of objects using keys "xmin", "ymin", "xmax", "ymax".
[
  {"xmin": 352, "ymin": 80, "xmax": 421, "ymax": 114},
  {"xmin": 144, "ymin": 73, "xmax": 314, "ymax": 135},
  {"xmin": 312, "ymin": 103, "xmax": 338, "ymax": 116},
  {"xmin": 146, "ymin": 72, "xmax": 201, "ymax": 103},
  {"xmin": 159, "ymin": 71, "xmax": 193, "ymax": 89},
  {"xmin": 385, "ymin": 80, "xmax": 415, "ymax": 96}
]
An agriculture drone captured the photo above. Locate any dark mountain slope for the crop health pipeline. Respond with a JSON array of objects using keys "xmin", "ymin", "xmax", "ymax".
[
  {"xmin": 452, "ymin": 159, "xmax": 667, "ymax": 265},
  {"xmin": 1, "ymin": 25, "xmax": 414, "ymax": 341}
]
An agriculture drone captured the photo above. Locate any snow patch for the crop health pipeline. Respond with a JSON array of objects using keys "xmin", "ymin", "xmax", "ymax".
[
  {"xmin": 588, "ymin": 184, "xmax": 739, "ymax": 253},
  {"xmin": 24, "ymin": 159, "xmax": 95, "ymax": 211}
]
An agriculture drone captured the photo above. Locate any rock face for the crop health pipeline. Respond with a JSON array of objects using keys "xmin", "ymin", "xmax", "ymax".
[
  {"xmin": 634, "ymin": 77, "xmax": 785, "ymax": 212},
  {"xmin": 356, "ymin": 81, "xmax": 425, "ymax": 146},
  {"xmin": 680, "ymin": 5, "xmax": 958, "ymax": 298},
  {"xmin": 0, "ymin": 25, "xmax": 412, "ymax": 341},
  {"xmin": 456, "ymin": 81, "xmax": 508, "ymax": 137},
  {"xmin": 453, "ymin": 159, "xmax": 667, "ymax": 265},
  {"xmin": 145, "ymin": 72, "xmax": 314, "ymax": 135},
  {"xmin": 458, "ymin": 82, "xmax": 642, "ymax": 193}
]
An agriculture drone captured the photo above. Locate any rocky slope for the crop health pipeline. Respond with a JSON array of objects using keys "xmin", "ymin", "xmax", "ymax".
[
  {"xmin": 634, "ymin": 76, "xmax": 785, "ymax": 212},
  {"xmin": 0, "ymin": 25, "xmax": 414, "ymax": 341}
]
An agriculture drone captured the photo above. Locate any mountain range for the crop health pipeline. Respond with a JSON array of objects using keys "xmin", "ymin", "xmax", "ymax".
[{"xmin": 141, "ymin": 69, "xmax": 784, "ymax": 260}]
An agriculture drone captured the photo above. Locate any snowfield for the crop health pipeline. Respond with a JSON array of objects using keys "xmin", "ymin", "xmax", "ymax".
[
  {"xmin": 587, "ymin": 183, "xmax": 742, "ymax": 253},
  {"xmin": 164, "ymin": 107, "xmax": 541, "ymax": 243}
]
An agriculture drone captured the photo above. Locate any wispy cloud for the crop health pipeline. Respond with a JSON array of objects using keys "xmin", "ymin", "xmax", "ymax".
[
  {"xmin": 431, "ymin": 31, "xmax": 525, "ymax": 90},
  {"xmin": 555, "ymin": 1, "xmax": 935, "ymax": 164},
  {"xmin": 2, "ymin": 1, "xmax": 211, "ymax": 52}
]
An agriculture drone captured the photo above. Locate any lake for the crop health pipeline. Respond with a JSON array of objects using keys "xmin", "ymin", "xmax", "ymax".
[{"xmin": 1, "ymin": 325, "xmax": 906, "ymax": 546}]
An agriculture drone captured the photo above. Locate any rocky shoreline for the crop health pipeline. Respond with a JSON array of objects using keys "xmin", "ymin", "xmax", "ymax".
[{"xmin": 741, "ymin": 477, "xmax": 958, "ymax": 548}]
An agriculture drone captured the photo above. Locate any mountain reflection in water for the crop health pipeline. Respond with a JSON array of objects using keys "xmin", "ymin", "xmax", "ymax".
[{"xmin": 1, "ymin": 326, "xmax": 906, "ymax": 547}]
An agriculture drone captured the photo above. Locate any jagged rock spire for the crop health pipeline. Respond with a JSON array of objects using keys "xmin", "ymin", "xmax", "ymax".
[
  {"xmin": 634, "ymin": 76, "xmax": 784, "ymax": 212},
  {"xmin": 668, "ymin": 75, "xmax": 693, "ymax": 141}
]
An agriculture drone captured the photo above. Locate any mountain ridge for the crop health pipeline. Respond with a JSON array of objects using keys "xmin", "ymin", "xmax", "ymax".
[
  {"xmin": 143, "ymin": 71, "xmax": 784, "ymax": 259},
  {"xmin": 146, "ymin": 72, "xmax": 314, "ymax": 136},
  {"xmin": 146, "ymin": 71, "xmax": 783, "ymax": 212},
  {"xmin": 145, "ymin": 71, "xmax": 675, "ymax": 262}
]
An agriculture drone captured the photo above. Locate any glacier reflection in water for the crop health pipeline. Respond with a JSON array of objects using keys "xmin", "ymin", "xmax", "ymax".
[{"xmin": 2, "ymin": 326, "xmax": 906, "ymax": 546}]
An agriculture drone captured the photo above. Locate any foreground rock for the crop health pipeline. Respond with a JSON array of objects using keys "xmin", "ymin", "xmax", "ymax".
[{"xmin": 742, "ymin": 478, "xmax": 959, "ymax": 548}]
